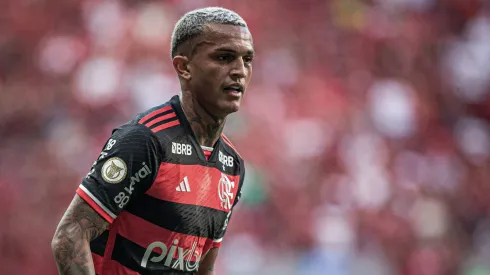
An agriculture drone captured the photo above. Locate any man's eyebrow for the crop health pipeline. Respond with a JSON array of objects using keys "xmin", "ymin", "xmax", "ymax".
[{"xmin": 214, "ymin": 47, "xmax": 255, "ymax": 55}]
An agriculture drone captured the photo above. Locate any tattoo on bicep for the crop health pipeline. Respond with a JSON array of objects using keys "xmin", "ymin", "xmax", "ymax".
[
  {"xmin": 52, "ymin": 195, "xmax": 109, "ymax": 274},
  {"xmin": 208, "ymin": 265, "xmax": 215, "ymax": 271}
]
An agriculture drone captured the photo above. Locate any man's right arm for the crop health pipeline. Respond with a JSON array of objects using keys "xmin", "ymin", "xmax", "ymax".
[
  {"xmin": 51, "ymin": 194, "xmax": 109, "ymax": 275},
  {"xmin": 51, "ymin": 123, "xmax": 161, "ymax": 274}
]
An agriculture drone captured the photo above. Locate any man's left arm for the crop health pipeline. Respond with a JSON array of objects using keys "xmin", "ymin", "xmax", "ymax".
[{"xmin": 196, "ymin": 248, "xmax": 219, "ymax": 275}]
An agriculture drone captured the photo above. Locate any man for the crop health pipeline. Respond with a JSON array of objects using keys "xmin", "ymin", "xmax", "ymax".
[{"xmin": 51, "ymin": 7, "xmax": 254, "ymax": 275}]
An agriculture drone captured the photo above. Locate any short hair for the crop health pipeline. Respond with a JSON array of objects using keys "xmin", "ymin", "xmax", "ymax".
[{"xmin": 170, "ymin": 7, "xmax": 248, "ymax": 58}]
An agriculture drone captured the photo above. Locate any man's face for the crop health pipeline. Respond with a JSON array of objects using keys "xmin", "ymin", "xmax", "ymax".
[{"xmin": 187, "ymin": 24, "xmax": 254, "ymax": 118}]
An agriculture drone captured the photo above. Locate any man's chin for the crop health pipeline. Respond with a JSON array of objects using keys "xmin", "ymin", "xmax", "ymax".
[{"xmin": 216, "ymin": 100, "xmax": 241, "ymax": 117}]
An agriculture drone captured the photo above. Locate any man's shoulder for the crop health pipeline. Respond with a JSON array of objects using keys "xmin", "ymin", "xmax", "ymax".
[
  {"xmin": 118, "ymin": 96, "xmax": 182, "ymax": 137},
  {"xmin": 132, "ymin": 97, "xmax": 176, "ymax": 126}
]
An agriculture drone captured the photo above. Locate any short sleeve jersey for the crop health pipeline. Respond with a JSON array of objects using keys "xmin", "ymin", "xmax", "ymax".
[{"xmin": 77, "ymin": 95, "xmax": 245, "ymax": 275}]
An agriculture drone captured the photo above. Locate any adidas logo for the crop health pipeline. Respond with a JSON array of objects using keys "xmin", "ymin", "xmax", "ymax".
[{"xmin": 176, "ymin": 176, "xmax": 191, "ymax": 192}]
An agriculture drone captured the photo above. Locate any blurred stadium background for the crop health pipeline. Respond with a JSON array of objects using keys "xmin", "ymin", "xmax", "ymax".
[{"xmin": 1, "ymin": 0, "xmax": 490, "ymax": 274}]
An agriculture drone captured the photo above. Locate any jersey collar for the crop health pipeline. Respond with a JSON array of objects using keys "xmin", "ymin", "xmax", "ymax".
[{"xmin": 170, "ymin": 95, "xmax": 223, "ymax": 164}]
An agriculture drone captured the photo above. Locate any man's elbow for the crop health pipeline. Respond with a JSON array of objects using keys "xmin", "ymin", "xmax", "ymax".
[
  {"xmin": 51, "ymin": 229, "xmax": 76, "ymax": 260},
  {"xmin": 51, "ymin": 231, "xmax": 64, "ymax": 259}
]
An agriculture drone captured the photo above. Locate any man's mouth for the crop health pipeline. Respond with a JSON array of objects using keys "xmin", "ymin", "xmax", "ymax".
[{"xmin": 223, "ymin": 84, "xmax": 244, "ymax": 94}]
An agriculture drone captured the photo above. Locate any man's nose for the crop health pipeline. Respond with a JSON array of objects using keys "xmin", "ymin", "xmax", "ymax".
[{"xmin": 230, "ymin": 58, "xmax": 246, "ymax": 79}]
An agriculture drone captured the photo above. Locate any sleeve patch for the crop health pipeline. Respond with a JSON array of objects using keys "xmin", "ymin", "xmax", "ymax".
[{"xmin": 101, "ymin": 157, "xmax": 128, "ymax": 184}]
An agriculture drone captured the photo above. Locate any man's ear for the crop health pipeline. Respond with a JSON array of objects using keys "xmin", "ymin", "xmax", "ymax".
[{"xmin": 172, "ymin": 55, "xmax": 191, "ymax": 81}]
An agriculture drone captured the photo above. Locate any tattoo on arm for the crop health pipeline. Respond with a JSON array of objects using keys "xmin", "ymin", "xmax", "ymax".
[{"xmin": 52, "ymin": 194, "xmax": 109, "ymax": 275}]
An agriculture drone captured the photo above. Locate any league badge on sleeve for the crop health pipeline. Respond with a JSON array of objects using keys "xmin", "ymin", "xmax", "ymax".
[{"xmin": 101, "ymin": 157, "xmax": 127, "ymax": 184}]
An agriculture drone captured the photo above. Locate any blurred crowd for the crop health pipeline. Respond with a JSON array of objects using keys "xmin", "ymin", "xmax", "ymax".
[{"xmin": 1, "ymin": 0, "xmax": 490, "ymax": 274}]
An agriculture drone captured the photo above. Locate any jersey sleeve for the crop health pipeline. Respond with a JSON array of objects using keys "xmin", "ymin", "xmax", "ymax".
[
  {"xmin": 76, "ymin": 124, "xmax": 161, "ymax": 223},
  {"xmin": 212, "ymin": 163, "xmax": 245, "ymax": 248}
]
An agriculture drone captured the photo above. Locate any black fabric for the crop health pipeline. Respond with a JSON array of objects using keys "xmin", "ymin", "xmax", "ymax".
[
  {"xmin": 81, "ymin": 123, "xmax": 162, "ymax": 217},
  {"xmin": 90, "ymin": 230, "xmax": 110, "ymax": 256},
  {"xmin": 127, "ymin": 194, "xmax": 228, "ymax": 239}
]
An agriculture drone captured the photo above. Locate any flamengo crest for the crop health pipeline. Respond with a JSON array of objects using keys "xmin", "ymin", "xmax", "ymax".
[{"xmin": 218, "ymin": 173, "xmax": 234, "ymax": 210}]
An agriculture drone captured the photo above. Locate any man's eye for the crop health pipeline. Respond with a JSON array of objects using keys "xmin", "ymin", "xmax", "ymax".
[
  {"xmin": 243, "ymin": 56, "xmax": 253, "ymax": 64},
  {"xmin": 217, "ymin": 55, "xmax": 233, "ymax": 61}
]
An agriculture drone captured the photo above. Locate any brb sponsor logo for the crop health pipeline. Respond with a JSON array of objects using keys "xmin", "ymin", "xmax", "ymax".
[
  {"xmin": 113, "ymin": 162, "xmax": 151, "ymax": 208},
  {"xmin": 218, "ymin": 173, "xmax": 235, "ymax": 210},
  {"xmin": 218, "ymin": 150, "xmax": 234, "ymax": 168},
  {"xmin": 172, "ymin": 142, "xmax": 192, "ymax": 156},
  {"xmin": 141, "ymin": 239, "xmax": 201, "ymax": 271}
]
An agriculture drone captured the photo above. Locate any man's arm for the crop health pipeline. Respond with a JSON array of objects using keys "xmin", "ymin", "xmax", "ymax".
[
  {"xmin": 196, "ymin": 248, "xmax": 219, "ymax": 275},
  {"xmin": 51, "ymin": 194, "xmax": 109, "ymax": 275}
]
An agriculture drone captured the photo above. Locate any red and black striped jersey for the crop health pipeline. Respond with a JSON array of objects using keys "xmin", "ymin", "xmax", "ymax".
[{"xmin": 76, "ymin": 95, "xmax": 245, "ymax": 275}]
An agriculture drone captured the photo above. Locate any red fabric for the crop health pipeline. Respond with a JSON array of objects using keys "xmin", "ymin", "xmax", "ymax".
[
  {"xmin": 151, "ymin": 120, "xmax": 180, "ymax": 133},
  {"xmin": 92, "ymin": 253, "xmax": 104, "ymax": 274},
  {"xmin": 203, "ymin": 150, "xmax": 212, "ymax": 160},
  {"xmin": 145, "ymin": 112, "xmax": 176, "ymax": 127},
  {"xmin": 146, "ymin": 162, "xmax": 239, "ymax": 212},
  {"xmin": 138, "ymin": 105, "xmax": 173, "ymax": 124}
]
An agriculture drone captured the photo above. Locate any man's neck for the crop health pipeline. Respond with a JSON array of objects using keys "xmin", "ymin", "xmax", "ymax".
[{"xmin": 180, "ymin": 93, "xmax": 226, "ymax": 148}]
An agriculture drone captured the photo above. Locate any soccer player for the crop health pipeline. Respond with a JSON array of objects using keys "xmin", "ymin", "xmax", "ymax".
[{"xmin": 51, "ymin": 7, "xmax": 254, "ymax": 275}]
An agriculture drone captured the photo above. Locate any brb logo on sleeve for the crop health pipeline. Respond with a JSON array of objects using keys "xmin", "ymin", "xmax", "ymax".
[{"xmin": 141, "ymin": 239, "xmax": 201, "ymax": 271}]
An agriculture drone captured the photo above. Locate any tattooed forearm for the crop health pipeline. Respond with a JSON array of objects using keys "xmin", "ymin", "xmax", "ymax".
[{"xmin": 52, "ymin": 195, "xmax": 109, "ymax": 275}]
